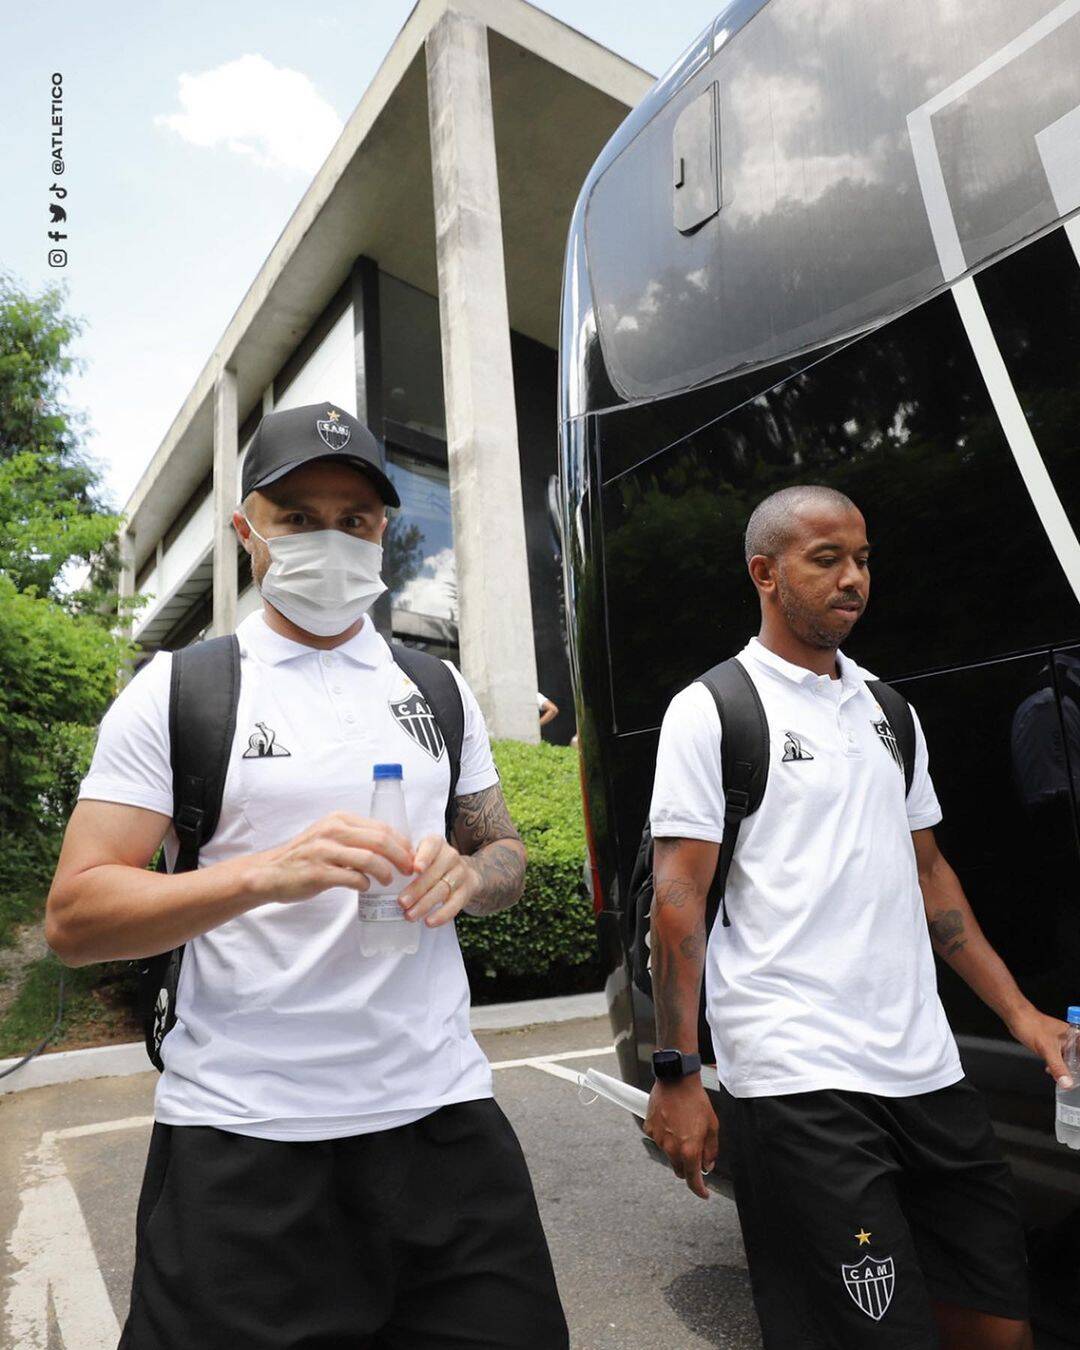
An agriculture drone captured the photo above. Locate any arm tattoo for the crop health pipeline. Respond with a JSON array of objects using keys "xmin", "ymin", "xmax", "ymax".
[
  {"xmin": 451, "ymin": 785, "xmax": 525, "ymax": 917},
  {"xmin": 650, "ymin": 888, "xmax": 706, "ymax": 1046},
  {"xmin": 929, "ymin": 908, "xmax": 968, "ymax": 958},
  {"xmin": 651, "ymin": 917, "xmax": 683, "ymax": 1042},
  {"xmin": 654, "ymin": 876, "xmax": 694, "ymax": 910}
]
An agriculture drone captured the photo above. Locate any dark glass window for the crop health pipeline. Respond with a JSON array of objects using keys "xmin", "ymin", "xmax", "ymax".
[
  {"xmin": 974, "ymin": 225, "xmax": 1080, "ymax": 542},
  {"xmin": 384, "ymin": 444, "xmax": 458, "ymax": 664},
  {"xmin": 899, "ymin": 655, "xmax": 1080, "ymax": 1064},
  {"xmin": 599, "ymin": 284, "xmax": 1080, "ymax": 733},
  {"xmin": 379, "ymin": 275, "xmax": 446, "ymax": 442}
]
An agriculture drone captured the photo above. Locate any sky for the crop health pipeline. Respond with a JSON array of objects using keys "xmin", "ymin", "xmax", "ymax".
[{"xmin": 2, "ymin": 1, "xmax": 722, "ymax": 515}]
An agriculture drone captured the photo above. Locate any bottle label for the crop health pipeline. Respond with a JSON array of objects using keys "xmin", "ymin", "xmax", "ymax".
[
  {"xmin": 358, "ymin": 897, "xmax": 406, "ymax": 923},
  {"xmin": 1056, "ymin": 1102, "xmax": 1080, "ymax": 1128}
]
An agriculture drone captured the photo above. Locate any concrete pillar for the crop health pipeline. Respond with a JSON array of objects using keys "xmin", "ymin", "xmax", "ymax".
[
  {"xmin": 425, "ymin": 10, "xmax": 539, "ymax": 743},
  {"xmin": 212, "ymin": 368, "xmax": 239, "ymax": 635},
  {"xmin": 117, "ymin": 528, "xmax": 136, "ymax": 617},
  {"xmin": 116, "ymin": 527, "xmax": 137, "ymax": 685}
]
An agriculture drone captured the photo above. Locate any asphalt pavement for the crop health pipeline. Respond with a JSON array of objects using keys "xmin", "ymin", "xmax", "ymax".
[{"xmin": 0, "ymin": 1014, "xmax": 761, "ymax": 1350}]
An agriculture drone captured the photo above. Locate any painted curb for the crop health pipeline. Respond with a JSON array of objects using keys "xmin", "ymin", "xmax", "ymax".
[
  {"xmin": 470, "ymin": 991, "xmax": 606, "ymax": 1031},
  {"xmin": 0, "ymin": 991, "xmax": 608, "ymax": 1095}
]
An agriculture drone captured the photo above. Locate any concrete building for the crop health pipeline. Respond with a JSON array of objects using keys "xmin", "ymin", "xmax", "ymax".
[{"xmin": 118, "ymin": 0, "xmax": 651, "ymax": 744}]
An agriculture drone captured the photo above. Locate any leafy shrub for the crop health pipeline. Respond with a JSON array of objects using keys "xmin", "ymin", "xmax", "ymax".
[{"xmin": 456, "ymin": 739, "xmax": 598, "ymax": 990}]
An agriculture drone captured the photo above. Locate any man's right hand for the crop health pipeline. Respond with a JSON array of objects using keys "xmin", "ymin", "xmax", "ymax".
[
  {"xmin": 246, "ymin": 811, "xmax": 415, "ymax": 905},
  {"xmin": 644, "ymin": 1076, "xmax": 720, "ymax": 1201}
]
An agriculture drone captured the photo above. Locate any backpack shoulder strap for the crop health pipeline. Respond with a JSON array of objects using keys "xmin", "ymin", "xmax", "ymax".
[
  {"xmin": 139, "ymin": 633, "xmax": 241, "ymax": 1073},
  {"xmin": 865, "ymin": 679, "xmax": 916, "ymax": 796},
  {"xmin": 388, "ymin": 642, "xmax": 465, "ymax": 840},
  {"xmin": 696, "ymin": 657, "xmax": 770, "ymax": 931},
  {"xmin": 168, "ymin": 634, "xmax": 242, "ymax": 872}
]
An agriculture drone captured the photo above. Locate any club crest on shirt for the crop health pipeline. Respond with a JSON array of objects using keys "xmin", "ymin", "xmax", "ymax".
[
  {"xmin": 781, "ymin": 730, "xmax": 814, "ymax": 762},
  {"xmin": 242, "ymin": 721, "xmax": 291, "ymax": 758},
  {"xmin": 316, "ymin": 407, "xmax": 351, "ymax": 451},
  {"xmin": 841, "ymin": 1253, "xmax": 896, "ymax": 1320},
  {"xmin": 872, "ymin": 718, "xmax": 904, "ymax": 773},
  {"xmin": 390, "ymin": 688, "xmax": 446, "ymax": 761}
]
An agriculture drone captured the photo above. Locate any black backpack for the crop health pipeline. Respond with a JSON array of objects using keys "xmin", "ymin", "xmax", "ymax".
[
  {"xmin": 627, "ymin": 657, "xmax": 916, "ymax": 1063},
  {"xmin": 135, "ymin": 634, "xmax": 465, "ymax": 1071}
]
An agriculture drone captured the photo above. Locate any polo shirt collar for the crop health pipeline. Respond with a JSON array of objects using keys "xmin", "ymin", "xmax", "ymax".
[
  {"xmin": 744, "ymin": 636, "xmax": 864, "ymax": 691},
  {"xmin": 237, "ymin": 609, "xmax": 387, "ymax": 668}
]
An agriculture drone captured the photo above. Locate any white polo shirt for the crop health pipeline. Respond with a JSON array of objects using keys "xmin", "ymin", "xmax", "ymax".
[
  {"xmin": 650, "ymin": 637, "xmax": 963, "ymax": 1100},
  {"xmin": 78, "ymin": 610, "xmax": 498, "ymax": 1139}
]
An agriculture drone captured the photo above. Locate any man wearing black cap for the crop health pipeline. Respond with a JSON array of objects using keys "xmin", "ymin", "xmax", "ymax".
[{"xmin": 46, "ymin": 403, "xmax": 570, "ymax": 1349}]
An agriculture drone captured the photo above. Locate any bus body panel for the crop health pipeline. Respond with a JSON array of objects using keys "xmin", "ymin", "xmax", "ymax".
[{"xmin": 559, "ymin": 1, "xmax": 1080, "ymax": 1334}]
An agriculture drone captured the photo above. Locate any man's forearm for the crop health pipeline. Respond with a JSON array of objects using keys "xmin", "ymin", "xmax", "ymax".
[
  {"xmin": 452, "ymin": 784, "xmax": 527, "ymax": 917},
  {"xmin": 921, "ymin": 854, "xmax": 1030, "ymax": 1027},
  {"xmin": 462, "ymin": 839, "xmax": 526, "ymax": 916},
  {"xmin": 650, "ymin": 847, "xmax": 709, "ymax": 1053},
  {"xmin": 47, "ymin": 855, "xmax": 263, "ymax": 968}
]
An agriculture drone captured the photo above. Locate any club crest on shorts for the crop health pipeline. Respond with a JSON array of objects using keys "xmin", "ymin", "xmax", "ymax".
[
  {"xmin": 872, "ymin": 717, "xmax": 904, "ymax": 772},
  {"xmin": 390, "ymin": 688, "xmax": 445, "ymax": 760},
  {"xmin": 842, "ymin": 1253, "xmax": 895, "ymax": 1320},
  {"xmin": 316, "ymin": 407, "xmax": 351, "ymax": 451}
]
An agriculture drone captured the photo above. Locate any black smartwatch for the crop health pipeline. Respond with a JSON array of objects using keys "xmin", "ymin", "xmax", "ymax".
[{"xmin": 652, "ymin": 1049, "xmax": 702, "ymax": 1080}]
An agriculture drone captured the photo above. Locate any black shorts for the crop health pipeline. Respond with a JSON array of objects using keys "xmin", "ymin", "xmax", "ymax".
[
  {"xmin": 721, "ymin": 1077, "xmax": 1029, "ymax": 1349},
  {"xmin": 118, "ymin": 1098, "xmax": 569, "ymax": 1350}
]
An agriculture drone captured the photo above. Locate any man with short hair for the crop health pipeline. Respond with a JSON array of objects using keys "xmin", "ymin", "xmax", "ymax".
[
  {"xmin": 644, "ymin": 484, "xmax": 1069, "ymax": 1349},
  {"xmin": 46, "ymin": 403, "xmax": 569, "ymax": 1350}
]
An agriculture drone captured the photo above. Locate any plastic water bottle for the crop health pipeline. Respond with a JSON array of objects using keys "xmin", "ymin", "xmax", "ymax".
[
  {"xmin": 357, "ymin": 764, "xmax": 419, "ymax": 957},
  {"xmin": 1055, "ymin": 1007, "xmax": 1080, "ymax": 1149}
]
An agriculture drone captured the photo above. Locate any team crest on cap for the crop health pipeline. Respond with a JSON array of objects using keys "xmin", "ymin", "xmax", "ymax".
[
  {"xmin": 841, "ymin": 1253, "xmax": 896, "ymax": 1320},
  {"xmin": 390, "ymin": 688, "xmax": 445, "ymax": 761},
  {"xmin": 316, "ymin": 407, "xmax": 351, "ymax": 451}
]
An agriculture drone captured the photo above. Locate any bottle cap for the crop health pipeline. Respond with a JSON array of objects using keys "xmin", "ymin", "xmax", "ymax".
[
  {"xmin": 373, "ymin": 763, "xmax": 403, "ymax": 780},
  {"xmin": 1067, "ymin": 1007, "xmax": 1080, "ymax": 1026}
]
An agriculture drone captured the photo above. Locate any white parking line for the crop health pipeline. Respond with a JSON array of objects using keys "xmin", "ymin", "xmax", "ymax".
[
  {"xmin": 3, "ymin": 1047, "xmax": 616, "ymax": 1348},
  {"xmin": 5, "ymin": 1129, "xmax": 121, "ymax": 1349}
]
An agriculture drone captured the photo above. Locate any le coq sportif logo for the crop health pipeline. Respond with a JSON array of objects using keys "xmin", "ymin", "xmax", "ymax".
[{"xmin": 242, "ymin": 721, "xmax": 291, "ymax": 759}]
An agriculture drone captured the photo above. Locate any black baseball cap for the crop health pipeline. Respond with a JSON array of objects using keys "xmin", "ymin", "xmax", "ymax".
[{"xmin": 241, "ymin": 402, "xmax": 400, "ymax": 507}]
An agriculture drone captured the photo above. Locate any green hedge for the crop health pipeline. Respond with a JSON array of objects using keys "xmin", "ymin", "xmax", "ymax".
[
  {"xmin": 456, "ymin": 739, "xmax": 597, "ymax": 984},
  {"xmin": 0, "ymin": 721, "xmax": 101, "ymax": 949}
]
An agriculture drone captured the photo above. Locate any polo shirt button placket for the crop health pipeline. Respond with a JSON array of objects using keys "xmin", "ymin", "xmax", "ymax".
[{"xmin": 319, "ymin": 651, "xmax": 358, "ymax": 736}]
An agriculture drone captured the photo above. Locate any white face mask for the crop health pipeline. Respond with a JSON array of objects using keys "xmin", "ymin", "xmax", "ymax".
[{"xmin": 243, "ymin": 518, "xmax": 387, "ymax": 637}]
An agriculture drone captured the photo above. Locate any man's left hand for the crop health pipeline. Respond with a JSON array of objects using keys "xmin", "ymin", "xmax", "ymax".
[
  {"xmin": 397, "ymin": 836, "xmax": 479, "ymax": 928},
  {"xmin": 1007, "ymin": 1005, "xmax": 1075, "ymax": 1089}
]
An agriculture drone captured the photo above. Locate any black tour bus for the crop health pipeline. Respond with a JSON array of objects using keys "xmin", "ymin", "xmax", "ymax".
[{"xmin": 558, "ymin": 0, "xmax": 1080, "ymax": 1338}]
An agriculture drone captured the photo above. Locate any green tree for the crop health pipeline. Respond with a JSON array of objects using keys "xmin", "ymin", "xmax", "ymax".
[
  {"xmin": 0, "ymin": 272, "xmax": 122, "ymax": 613},
  {"xmin": 0, "ymin": 274, "xmax": 134, "ymax": 930}
]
